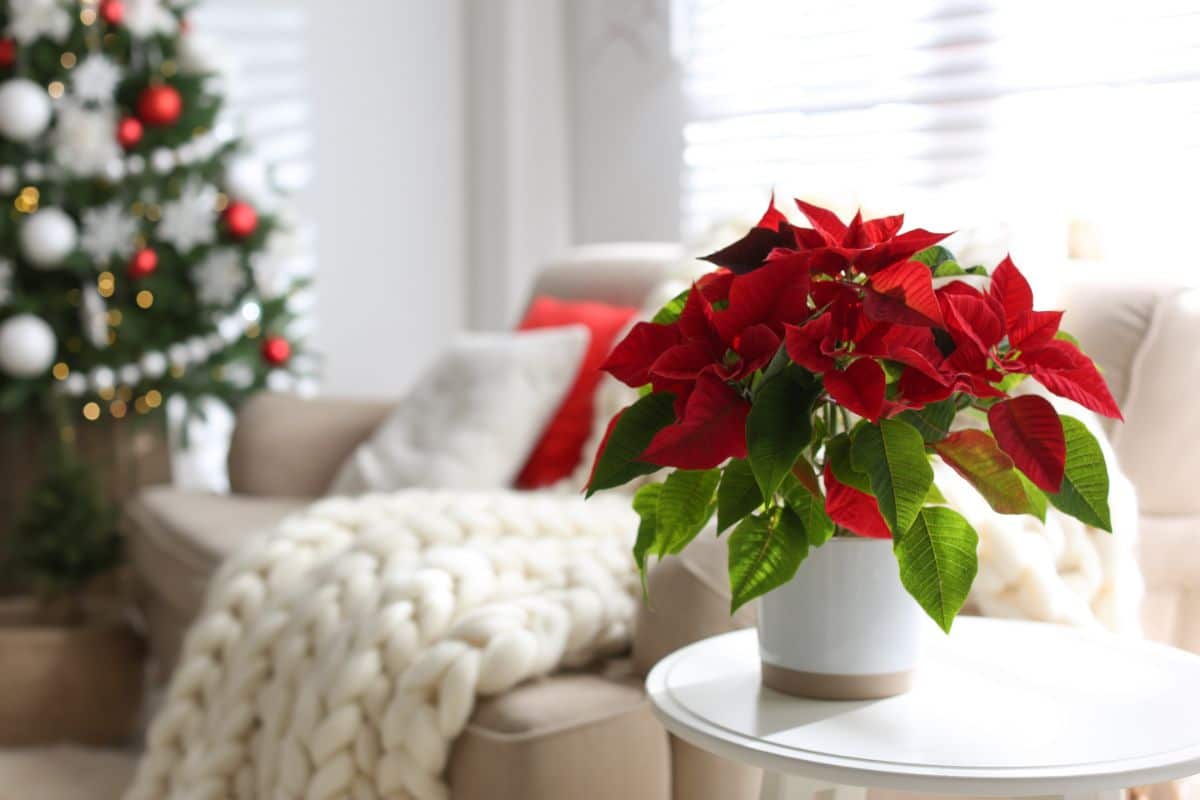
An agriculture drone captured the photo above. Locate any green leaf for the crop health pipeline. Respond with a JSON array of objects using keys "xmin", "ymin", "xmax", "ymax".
[
  {"xmin": 898, "ymin": 399, "xmax": 957, "ymax": 444},
  {"xmin": 656, "ymin": 469, "xmax": 721, "ymax": 554},
  {"xmin": 727, "ymin": 510, "xmax": 809, "ymax": 613},
  {"xmin": 746, "ymin": 365, "xmax": 821, "ymax": 500},
  {"xmin": 912, "ymin": 245, "xmax": 956, "ymax": 268},
  {"xmin": 851, "ymin": 418, "xmax": 933, "ymax": 535},
  {"xmin": 1048, "ymin": 416, "xmax": 1112, "ymax": 531},
  {"xmin": 631, "ymin": 483, "xmax": 663, "ymax": 593},
  {"xmin": 781, "ymin": 474, "xmax": 834, "ymax": 546},
  {"xmin": 586, "ymin": 392, "xmax": 676, "ymax": 496},
  {"xmin": 894, "ymin": 506, "xmax": 979, "ymax": 633},
  {"xmin": 925, "ymin": 482, "xmax": 948, "ymax": 505},
  {"xmin": 932, "ymin": 260, "xmax": 966, "ymax": 277},
  {"xmin": 651, "ymin": 288, "xmax": 690, "ymax": 325},
  {"xmin": 716, "ymin": 459, "xmax": 762, "ymax": 534},
  {"xmin": 1016, "ymin": 472, "xmax": 1048, "ymax": 523},
  {"xmin": 933, "ymin": 429, "xmax": 1045, "ymax": 519},
  {"xmin": 1054, "ymin": 329, "xmax": 1081, "ymax": 347},
  {"xmin": 825, "ymin": 433, "xmax": 871, "ymax": 492}
]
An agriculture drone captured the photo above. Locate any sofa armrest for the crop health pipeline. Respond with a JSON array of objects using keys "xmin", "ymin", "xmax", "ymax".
[
  {"xmin": 227, "ymin": 392, "xmax": 392, "ymax": 498},
  {"xmin": 1059, "ymin": 280, "xmax": 1200, "ymax": 515}
]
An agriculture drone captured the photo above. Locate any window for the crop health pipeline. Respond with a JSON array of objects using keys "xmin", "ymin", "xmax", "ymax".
[{"xmin": 679, "ymin": 1, "xmax": 1200, "ymax": 281}]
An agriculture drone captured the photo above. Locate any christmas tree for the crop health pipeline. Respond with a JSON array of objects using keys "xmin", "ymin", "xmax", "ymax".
[{"xmin": 0, "ymin": 0, "xmax": 306, "ymax": 428}]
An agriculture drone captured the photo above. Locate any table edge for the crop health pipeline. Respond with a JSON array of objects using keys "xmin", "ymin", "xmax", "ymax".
[{"xmin": 646, "ymin": 625, "xmax": 1200, "ymax": 795}]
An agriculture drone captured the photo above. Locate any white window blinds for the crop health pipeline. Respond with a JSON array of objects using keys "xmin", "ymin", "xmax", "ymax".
[
  {"xmin": 679, "ymin": 0, "xmax": 1200, "ymax": 276},
  {"xmin": 189, "ymin": 1, "xmax": 313, "ymax": 194}
]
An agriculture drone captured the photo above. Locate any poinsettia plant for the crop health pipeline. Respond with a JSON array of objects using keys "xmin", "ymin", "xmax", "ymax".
[{"xmin": 586, "ymin": 197, "xmax": 1121, "ymax": 631}]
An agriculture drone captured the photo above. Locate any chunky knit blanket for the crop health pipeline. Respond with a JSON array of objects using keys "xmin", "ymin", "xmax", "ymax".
[{"xmin": 125, "ymin": 491, "xmax": 640, "ymax": 800}]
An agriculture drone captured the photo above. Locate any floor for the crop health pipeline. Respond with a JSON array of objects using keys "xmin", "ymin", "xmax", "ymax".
[{"xmin": 0, "ymin": 746, "xmax": 135, "ymax": 800}]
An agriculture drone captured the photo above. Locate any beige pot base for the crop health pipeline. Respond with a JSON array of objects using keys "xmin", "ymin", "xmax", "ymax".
[{"xmin": 761, "ymin": 661, "xmax": 915, "ymax": 700}]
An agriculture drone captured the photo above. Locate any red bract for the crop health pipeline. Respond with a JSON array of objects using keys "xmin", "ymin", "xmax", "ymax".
[
  {"xmin": 823, "ymin": 464, "xmax": 892, "ymax": 539},
  {"xmin": 640, "ymin": 372, "xmax": 750, "ymax": 469},
  {"xmin": 987, "ymin": 395, "xmax": 1066, "ymax": 492},
  {"xmin": 592, "ymin": 195, "xmax": 1120, "ymax": 507}
]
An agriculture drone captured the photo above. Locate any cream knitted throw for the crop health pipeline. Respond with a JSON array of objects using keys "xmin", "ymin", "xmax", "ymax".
[{"xmin": 125, "ymin": 491, "xmax": 639, "ymax": 800}]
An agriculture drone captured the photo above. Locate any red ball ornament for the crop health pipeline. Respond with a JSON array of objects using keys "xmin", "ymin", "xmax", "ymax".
[
  {"xmin": 99, "ymin": 0, "xmax": 125, "ymax": 25},
  {"xmin": 137, "ymin": 85, "xmax": 183, "ymax": 127},
  {"xmin": 0, "ymin": 38, "xmax": 15, "ymax": 70},
  {"xmin": 116, "ymin": 116, "xmax": 143, "ymax": 149},
  {"xmin": 261, "ymin": 336, "xmax": 291, "ymax": 366},
  {"xmin": 127, "ymin": 247, "xmax": 158, "ymax": 279},
  {"xmin": 223, "ymin": 202, "xmax": 258, "ymax": 239}
]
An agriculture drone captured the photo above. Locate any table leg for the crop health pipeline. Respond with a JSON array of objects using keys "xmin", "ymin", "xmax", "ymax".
[{"xmin": 759, "ymin": 771, "xmax": 867, "ymax": 800}]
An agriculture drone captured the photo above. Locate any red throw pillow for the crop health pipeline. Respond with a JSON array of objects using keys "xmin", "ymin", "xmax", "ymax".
[{"xmin": 515, "ymin": 296, "xmax": 639, "ymax": 488}]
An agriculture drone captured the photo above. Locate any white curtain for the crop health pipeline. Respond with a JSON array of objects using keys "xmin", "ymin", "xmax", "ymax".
[{"xmin": 679, "ymin": 0, "xmax": 1200, "ymax": 281}]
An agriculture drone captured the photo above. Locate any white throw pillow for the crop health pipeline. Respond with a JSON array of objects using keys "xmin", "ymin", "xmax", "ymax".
[{"xmin": 329, "ymin": 326, "xmax": 588, "ymax": 495}]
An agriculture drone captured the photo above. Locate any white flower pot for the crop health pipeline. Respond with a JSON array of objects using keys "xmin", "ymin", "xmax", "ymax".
[{"xmin": 757, "ymin": 537, "xmax": 926, "ymax": 700}]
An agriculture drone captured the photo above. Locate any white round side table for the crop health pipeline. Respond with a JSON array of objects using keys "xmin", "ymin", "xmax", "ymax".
[{"xmin": 646, "ymin": 618, "xmax": 1200, "ymax": 799}]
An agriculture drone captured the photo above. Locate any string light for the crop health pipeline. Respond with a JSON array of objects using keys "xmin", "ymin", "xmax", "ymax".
[
  {"xmin": 109, "ymin": 400, "xmax": 127, "ymax": 418},
  {"xmin": 136, "ymin": 290, "xmax": 154, "ymax": 308},
  {"xmin": 52, "ymin": 362, "xmax": 70, "ymax": 380},
  {"xmin": 144, "ymin": 204, "xmax": 161, "ymax": 221},
  {"xmin": 107, "ymin": 309, "xmax": 122, "ymax": 326},
  {"xmin": 80, "ymin": 8, "xmax": 97, "ymax": 24},
  {"xmin": 160, "ymin": 60, "xmax": 177, "ymax": 77},
  {"xmin": 98, "ymin": 385, "xmax": 115, "ymax": 400},
  {"xmin": 60, "ymin": 52, "xmax": 77, "ymax": 69},
  {"xmin": 134, "ymin": 396, "xmax": 150, "ymax": 415},
  {"xmin": 82, "ymin": 402, "xmax": 100, "ymax": 421},
  {"xmin": 14, "ymin": 186, "xmax": 38, "ymax": 213},
  {"xmin": 145, "ymin": 390, "xmax": 163, "ymax": 408},
  {"xmin": 97, "ymin": 271, "xmax": 115, "ymax": 298},
  {"xmin": 47, "ymin": 81, "xmax": 65, "ymax": 99}
]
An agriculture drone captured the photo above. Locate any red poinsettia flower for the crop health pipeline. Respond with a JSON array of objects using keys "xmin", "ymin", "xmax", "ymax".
[{"xmin": 986, "ymin": 257, "xmax": 1122, "ymax": 420}]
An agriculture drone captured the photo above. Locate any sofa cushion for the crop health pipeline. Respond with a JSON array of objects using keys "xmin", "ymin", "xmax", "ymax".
[
  {"xmin": 329, "ymin": 327, "xmax": 589, "ymax": 495},
  {"xmin": 515, "ymin": 296, "xmax": 640, "ymax": 489},
  {"xmin": 125, "ymin": 487, "xmax": 305, "ymax": 624},
  {"xmin": 448, "ymin": 668, "xmax": 670, "ymax": 800},
  {"xmin": 228, "ymin": 393, "xmax": 394, "ymax": 498}
]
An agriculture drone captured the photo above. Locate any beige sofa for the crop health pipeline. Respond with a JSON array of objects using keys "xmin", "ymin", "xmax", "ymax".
[{"xmin": 124, "ymin": 251, "xmax": 1200, "ymax": 799}]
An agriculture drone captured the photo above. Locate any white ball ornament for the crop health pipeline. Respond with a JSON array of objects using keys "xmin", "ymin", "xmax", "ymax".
[
  {"xmin": 140, "ymin": 350, "xmax": 167, "ymax": 379},
  {"xmin": 0, "ymin": 313, "xmax": 57, "ymax": 378},
  {"xmin": 0, "ymin": 79, "xmax": 53, "ymax": 142},
  {"xmin": 61, "ymin": 373, "xmax": 87, "ymax": 396},
  {"xmin": 119, "ymin": 364, "xmax": 141, "ymax": 386},
  {"xmin": 20, "ymin": 208, "xmax": 78, "ymax": 269},
  {"xmin": 89, "ymin": 365, "xmax": 115, "ymax": 392}
]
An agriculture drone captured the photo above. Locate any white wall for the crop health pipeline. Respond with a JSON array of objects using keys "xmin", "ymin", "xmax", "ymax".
[
  {"xmin": 566, "ymin": 0, "xmax": 683, "ymax": 244},
  {"xmin": 303, "ymin": 0, "xmax": 467, "ymax": 397},
  {"xmin": 466, "ymin": 0, "xmax": 572, "ymax": 330}
]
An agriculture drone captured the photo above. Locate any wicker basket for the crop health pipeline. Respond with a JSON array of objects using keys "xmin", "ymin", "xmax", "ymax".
[{"xmin": 0, "ymin": 597, "xmax": 145, "ymax": 745}]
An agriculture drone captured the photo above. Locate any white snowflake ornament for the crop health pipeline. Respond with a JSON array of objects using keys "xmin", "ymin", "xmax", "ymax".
[
  {"xmin": 6, "ymin": 0, "xmax": 71, "ymax": 44},
  {"xmin": 53, "ymin": 99, "xmax": 120, "ymax": 176},
  {"xmin": 80, "ymin": 202, "xmax": 140, "ymax": 263},
  {"xmin": 123, "ymin": 0, "xmax": 178, "ymax": 38},
  {"xmin": 71, "ymin": 54, "xmax": 123, "ymax": 104},
  {"xmin": 157, "ymin": 178, "xmax": 218, "ymax": 253},
  {"xmin": 192, "ymin": 248, "xmax": 246, "ymax": 306}
]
